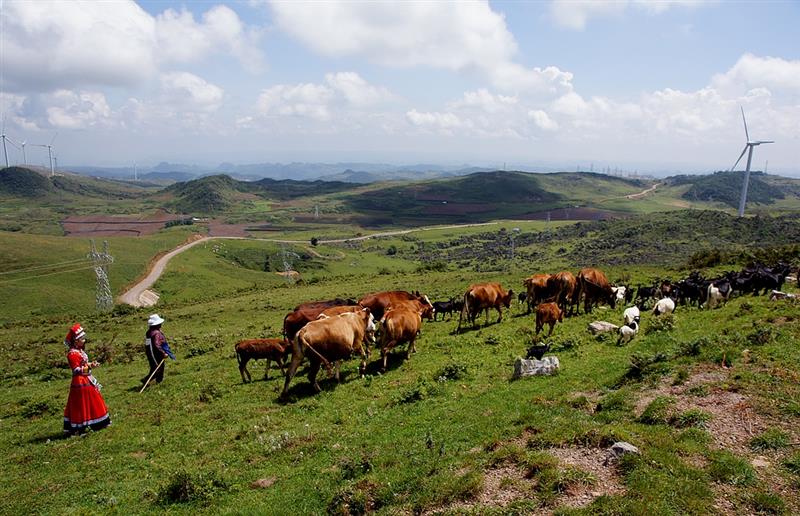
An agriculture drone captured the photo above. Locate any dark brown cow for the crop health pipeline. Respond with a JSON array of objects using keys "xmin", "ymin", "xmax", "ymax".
[
  {"xmin": 575, "ymin": 268, "xmax": 616, "ymax": 314},
  {"xmin": 319, "ymin": 305, "xmax": 362, "ymax": 318},
  {"xmin": 358, "ymin": 290, "xmax": 433, "ymax": 321},
  {"xmin": 234, "ymin": 338, "xmax": 290, "ymax": 383},
  {"xmin": 378, "ymin": 306, "xmax": 423, "ymax": 371},
  {"xmin": 547, "ymin": 271, "xmax": 577, "ymax": 316},
  {"xmin": 282, "ymin": 309, "xmax": 376, "ymax": 396},
  {"xmin": 282, "ymin": 298, "xmax": 356, "ymax": 341},
  {"xmin": 535, "ymin": 302, "xmax": 563, "ymax": 336},
  {"xmin": 522, "ymin": 274, "xmax": 553, "ymax": 313},
  {"xmin": 457, "ymin": 282, "xmax": 514, "ymax": 331}
]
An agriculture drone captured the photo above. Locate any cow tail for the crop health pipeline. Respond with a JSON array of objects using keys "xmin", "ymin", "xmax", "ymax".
[
  {"xmin": 282, "ymin": 313, "xmax": 291, "ymax": 342},
  {"xmin": 235, "ymin": 346, "xmax": 241, "ymax": 367}
]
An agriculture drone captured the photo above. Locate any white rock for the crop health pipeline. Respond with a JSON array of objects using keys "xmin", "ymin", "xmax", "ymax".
[
  {"xmin": 588, "ymin": 321, "xmax": 619, "ymax": 335},
  {"xmin": 513, "ymin": 356, "xmax": 560, "ymax": 378}
]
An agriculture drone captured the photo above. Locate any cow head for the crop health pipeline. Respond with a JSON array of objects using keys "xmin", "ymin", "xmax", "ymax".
[
  {"xmin": 503, "ymin": 289, "xmax": 514, "ymax": 308},
  {"xmin": 363, "ymin": 308, "xmax": 377, "ymax": 344}
]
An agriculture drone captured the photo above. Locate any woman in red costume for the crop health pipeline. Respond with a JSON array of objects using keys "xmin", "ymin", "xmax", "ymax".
[{"xmin": 63, "ymin": 323, "xmax": 111, "ymax": 435}]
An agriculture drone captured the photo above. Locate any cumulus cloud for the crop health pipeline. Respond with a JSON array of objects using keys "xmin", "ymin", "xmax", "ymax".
[
  {"xmin": 160, "ymin": 72, "xmax": 225, "ymax": 112},
  {"xmin": 550, "ymin": 0, "xmax": 713, "ymax": 30},
  {"xmin": 269, "ymin": 1, "xmax": 574, "ymax": 94},
  {"xmin": 0, "ymin": 1, "xmax": 263, "ymax": 92},
  {"xmin": 528, "ymin": 110, "xmax": 559, "ymax": 131},
  {"xmin": 710, "ymin": 53, "xmax": 800, "ymax": 98},
  {"xmin": 46, "ymin": 91, "xmax": 113, "ymax": 129},
  {"xmin": 254, "ymin": 73, "xmax": 394, "ymax": 122},
  {"xmin": 406, "ymin": 109, "xmax": 470, "ymax": 134}
]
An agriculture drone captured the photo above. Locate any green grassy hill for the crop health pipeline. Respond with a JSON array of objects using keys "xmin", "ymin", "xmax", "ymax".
[
  {"xmin": 667, "ymin": 171, "xmax": 785, "ymax": 208},
  {"xmin": 0, "ymin": 166, "xmax": 54, "ymax": 197},
  {"xmin": 0, "ymin": 212, "xmax": 798, "ymax": 514}
]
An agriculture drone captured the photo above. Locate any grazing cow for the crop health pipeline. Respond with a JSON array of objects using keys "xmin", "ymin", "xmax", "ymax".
[
  {"xmin": 378, "ymin": 307, "xmax": 423, "ymax": 371},
  {"xmin": 235, "ymin": 338, "xmax": 290, "ymax": 383},
  {"xmin": 358, "ymin": 290, "xmax": 434, "ymax": 321},
  {"xmin": 282, "ymin": 309, "xmax": 376, "ymax": 396},
  {"xmin": 617, "ymin": 321, "xmax": 639, "ymax": 345},
  {"xmin": 457, "ymin": 282, "xmax": 514, "ymax": 331},
  {"xmin": 652, "ymin": 297, "xmax": 675, "ymax": 316},
  {"xmin": 576, "ymin": 268, "xmax": 616, "ymax": 314},
  {"xmin": 548, "ymin": 271, "xmax": 577, "ymax": 316},
  {"xmin": 319, "ymin": 305, "xmax": 362, "ymax": 318},
  {"xmin": 623, "ymin": 306, "xmax": 640, "ymax": 326},
  {"xmin": 283, "ymin": 298, "xmax": 357, "ymax": 341},
  {"xmin": 535, "ymin": 302, "xmax": 563, "ymax": 336},
  {"xmin": 523, "ymin": 274, "xmax": 553, "ymax": 313}
]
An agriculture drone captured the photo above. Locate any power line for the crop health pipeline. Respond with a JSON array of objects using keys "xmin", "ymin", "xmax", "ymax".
[
  {"xmin": 0, "ymin": 258, "xmax": 91, "ymax": 275},
  {"xmin": 0, "ymin": 263, "xmax": 98, "ymax": 284}
]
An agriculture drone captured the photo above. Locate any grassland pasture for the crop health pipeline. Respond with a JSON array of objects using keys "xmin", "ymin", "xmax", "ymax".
[{"xmin": 1, "ymin": 169, "xmax": 799, "ymax": 513}]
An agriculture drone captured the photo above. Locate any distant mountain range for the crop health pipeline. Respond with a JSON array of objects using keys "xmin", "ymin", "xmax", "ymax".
[{"xmin": 67, "ymin": 162, "xmax": 494, "ymax": 184}]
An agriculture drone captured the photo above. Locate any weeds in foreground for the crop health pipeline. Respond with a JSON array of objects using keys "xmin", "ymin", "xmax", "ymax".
[{"xmin": 707, "ymin": 450, "xmax": 757, "ymax": 486}]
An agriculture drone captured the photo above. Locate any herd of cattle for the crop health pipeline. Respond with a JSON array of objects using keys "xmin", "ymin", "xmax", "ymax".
[{"xmin": 233, "ymin": 262, "xmax": 798, "ymax": 397}]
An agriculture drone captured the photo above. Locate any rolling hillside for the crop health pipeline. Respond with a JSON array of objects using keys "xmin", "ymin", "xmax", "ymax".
[{"xmin": 667, "ymin": 171, "xmax": 785, "ymax": 208}]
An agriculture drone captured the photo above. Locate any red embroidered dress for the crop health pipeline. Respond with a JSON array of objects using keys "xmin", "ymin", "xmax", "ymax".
[{"xmin": 63, "ymin": 348, "xmax": 111, "ymax": 433}]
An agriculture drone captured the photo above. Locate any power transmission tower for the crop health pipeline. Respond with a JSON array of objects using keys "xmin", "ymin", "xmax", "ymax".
[
  {"xmin": 88, "ymin": 240, "xmax": 114, "ymax": 312},
  {"xmin": 314, "ymin": 204, "xmax": 319, "ymax": 219},
  {"xmin": 279, "ymin": 244, "xmax": 300, "ymax": 284}
]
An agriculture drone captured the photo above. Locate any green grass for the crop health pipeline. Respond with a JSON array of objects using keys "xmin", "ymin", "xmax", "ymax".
[{"xmin": 0, "ymin": 205, "xmax": 799, "ymax": 513}]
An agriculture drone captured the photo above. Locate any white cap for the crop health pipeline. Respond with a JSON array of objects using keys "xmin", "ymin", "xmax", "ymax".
[{"xmin": 148, "ymin": 314, "xmax": 165, "ymax": 326}]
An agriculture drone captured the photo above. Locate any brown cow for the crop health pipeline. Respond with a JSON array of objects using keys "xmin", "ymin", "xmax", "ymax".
[
  {"xmin": 535, "ymin": 302, "xmax": 563, "ymax": 336},
  {"xmin": 457, "ymin": 282, "xmax": 514, "ymax": 331},
  {"xmin": 547, "ymin": 271, "xmax": 577, "ymax": 316},
  {"xmin": 235, "ymin": 338, "xmax": 290, "ymax": 383},
  {"xmin": 319, "ymin": 305, "xmax": 362, "ymax": 318},
  {"xmin": 523, "ymin": 274, "xmax": 554, "ymax": 313},
  {"xmin": 378, "ymin": 307, "xmax": 423, "ymax": 371},
  {"xmin": 575, "ymin": 268, "xmax": 616, "ymax": 314},
  {"xmin": 282, "ymin": 309, "xmax": 376, "ymax": 396},
  {"xmin": 283, "ymin": 298, "xmax": 357, "ymax": 341},
  {"xmin": 358, "ymin": 290, "xmax": 434, "ymax": 321}
]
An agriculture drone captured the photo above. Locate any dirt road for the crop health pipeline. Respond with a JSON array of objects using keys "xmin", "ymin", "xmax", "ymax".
[{"xmin": 118, "ymin": 222, "xmax": 498, "ymax": 307}]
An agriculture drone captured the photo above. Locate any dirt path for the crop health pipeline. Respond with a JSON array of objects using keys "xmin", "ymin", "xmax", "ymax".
[
  {"xmin": 625, "ymin": 182, "xmax": 660, "ymax": 199},
  {"xmin": 118, "ymin": 222, "xmax": 498, "ymax": 307}
]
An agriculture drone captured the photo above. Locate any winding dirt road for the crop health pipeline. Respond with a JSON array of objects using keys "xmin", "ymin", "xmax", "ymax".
[{"xmin": 118, "ymin": 222, "xmax": 498, "ymax": 307}]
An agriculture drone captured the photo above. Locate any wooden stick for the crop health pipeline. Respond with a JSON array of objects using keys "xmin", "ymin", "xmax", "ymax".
[{"xmin": 139, "ymin": 358, "xmax": 166, "ymax": 393}]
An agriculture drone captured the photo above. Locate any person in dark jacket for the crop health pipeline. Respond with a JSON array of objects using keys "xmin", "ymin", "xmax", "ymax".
[{"xmin": 142, "ymin": 314, "xmax": 175, "ymax": 386}]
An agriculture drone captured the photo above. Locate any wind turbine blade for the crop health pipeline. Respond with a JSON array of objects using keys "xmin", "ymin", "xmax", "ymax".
[
  {"xmin": 730, "ymin": 145, "xmax": 748, "ymax": 171},
  {"xmin": 741, "ymin": 106, "xmax": 749, "ymax": 142},
  {"xmin": 50, "ymin": 132, "xmax": 58, "ymax": 145},
  {"xmin": 753, "ymin": 140, "xmax": 774, "ymax": 145}
]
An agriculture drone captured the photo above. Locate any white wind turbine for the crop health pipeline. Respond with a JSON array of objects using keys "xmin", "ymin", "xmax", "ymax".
[
  {"xmin": 730, "ymin": 107, "xmax": 774, "ymax": 218},
  {"xmin": 32, "ymin": 133, "xmax": 58, "ymax": 176}
]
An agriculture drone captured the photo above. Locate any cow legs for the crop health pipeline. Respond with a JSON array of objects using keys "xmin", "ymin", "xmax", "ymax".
[
  {"xmin": 406, "ymin": 337, "xmax": 417, "ymax": 359},
  {"xmin": 496, "ymin": 306, "xmax": 503, "ymax": 323},
  {"xmin": 264, "ymin": 359, "xmax": 271, "ymax": 380},
  {"xmin": 381, "ymin": 340, "xmax": 397, "ymax": 372},
  {"xmin": 239, "ymin": 357, "xmax": 251, "ymax": 383},
  {"xmin": 335, "ymin": 361, "xmax": 341, "ymax": 383},
  {"xmin": 281, "ymin": 345, "xmax": 305, "ymax": 396},
  {"xmin": 307, "ymin": 359, "xmax": 322, "ymax": 392},
  {"xmin": 548, "ymin": 322, "xmax": 556, "ymax": 337}
]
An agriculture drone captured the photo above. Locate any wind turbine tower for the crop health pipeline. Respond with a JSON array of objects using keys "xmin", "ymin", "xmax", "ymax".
[{"xmin": 730, "ymin": 107, "xmax": 773, "ymax": 218}]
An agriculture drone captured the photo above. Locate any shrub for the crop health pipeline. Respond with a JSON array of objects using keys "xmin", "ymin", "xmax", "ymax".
[
  {"xmin": 386, "ymin": 245, "xmax": 397, "ymax": 256},
  {"xmin": 157, "ymin": 470, "xmax": 227, "ymax": 505},
  {"xmin": 435, "ymin": 362, "xmax": 468, "ymax": 382},
  {"xmin": 749, "ymin": 490, "xmax": 786, "ymax": 515},
  {"xmin": 621, "ymin": 351, "xmax": 670, "ymax": 382},
  {"xmin": 596, "ymin": 390, "xmax": 633, "ymax": 413},
  {"xmin": 338, "ymin": 455, "xmax": 374, "ymax": 481},
  {"xmin": 672, "ymin": 367, "xmax": 689, "ymax": 385},
  {"xmin": 198, "ymin": 383, "xmax": 223, "ymax": 403},
  {"xmin": 394, "ymin": 379, "xmax": 438, "ymax": 404},
  {"xmin": 707, "ymin": 450, "xmax": 756, "ymax": 486},
  {"xmin": 747, "ymin": 327, "xmax": 775, "ymax": 346},
  {"xmin": 645, "ymin": 314, "xmax": 674, "ymax": 335},
  {"xmin": 21, "ymin": 400, "xmax": 50, "ymax": 419},
  {"xmin": 783, "ymin": 452, "xmax": 800, "ymax": 475},
  {"xmin": 638, "ymin": 396, "xmax": 676, "ymax": 425},
  {"xmin": 671, "ymin": 409, "xmax": 712, "ymax": 429},
  {"xmin": 327, "ymin": 481, "xmax": 380, "ymax": 515},
  {"xmin": 750, "ymin": 429, "xmax": 790, "ymax": 451},
  {"xmin": 111, "ymin": 303, "xmax": 136, "ymax": 317}
]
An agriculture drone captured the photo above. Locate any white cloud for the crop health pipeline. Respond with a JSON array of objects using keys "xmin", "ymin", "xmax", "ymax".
[
  {"xmin": 450, "ymin": 89, "xmax": 518, "ymax": 113},
  {"xmin": 550, "ymin": 0, "xmax": 713, "ymax": 30},
  {"xmin": 160, "ymin": 72, "xmax": 225, "ymax": 112},
  {"xmin": 257, "ymin": 83, "xmax": 335, "ymax": 121},
  {"xmin": 269, "ymin": 1, "xmax": 574, "ymax": 94},
  {"xmin": 46, "ymin": 91, "xmax": 113, "ymax": 129},
  {"xmin": 711, "ymin": 53, "xmax": 800, "ymax": 98},
  {"xmin": 324, "ymin": 72, "xmax": 394, "ymax": 106},
  {"xmin": 1, "ymin": 1, "xmax": 263, "ymax": 92},
  {"xmin": 406, "ymin": 110, "xmax": 470, "ymax": 134},
  {"xmin": 528, "ymin": 110, "xmax": 559, "ymax": 131}
]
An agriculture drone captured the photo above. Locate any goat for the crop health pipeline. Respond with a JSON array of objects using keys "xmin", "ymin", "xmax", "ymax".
[
  {"xmin": 235, "ymin": 338, "xmax": 290, "ymax": 383},
  {"xmin": 617, "ymin": 320, "xmax": 639, "ymax": 345},
  {"xmin": 652, "ymin": 297, "xmax": 675, "ymax": 316},
  {"xmin": 623, "ymin": 306, "xmax": 640, "ymax": 326}
]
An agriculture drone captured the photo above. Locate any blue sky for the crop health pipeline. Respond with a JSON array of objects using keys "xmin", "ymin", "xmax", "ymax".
[{"xmin": 1, "ymin": 0, "xmax": 798, "ymax": 175}]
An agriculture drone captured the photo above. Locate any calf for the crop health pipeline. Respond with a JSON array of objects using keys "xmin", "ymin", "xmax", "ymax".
[
  {"xmin": 617, "ymin": 321, "xmax": 639, "ymax": 345},
  {"xmin": 432, "ymin": 298, "xmax": 457, "ymax": 321},
  {"xmin": 235, "ymin": 338, "xmax": 290, "ymax": 383},
  {"xmin": 535, "ymin": 302, "xmax": 563, "ymax": 336},
  {"xmin": 652, "ymin": 297, "xmax": 675, "ymax": 316}
]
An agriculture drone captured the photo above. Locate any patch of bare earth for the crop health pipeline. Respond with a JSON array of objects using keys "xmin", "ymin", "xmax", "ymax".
[
  {"xmin": 546, "ymin": 447, "xmax": 626, "ymax": 511},
  {"xmin": 635, "ymin": 365, "xmax": 799, "ymax": 514}
]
